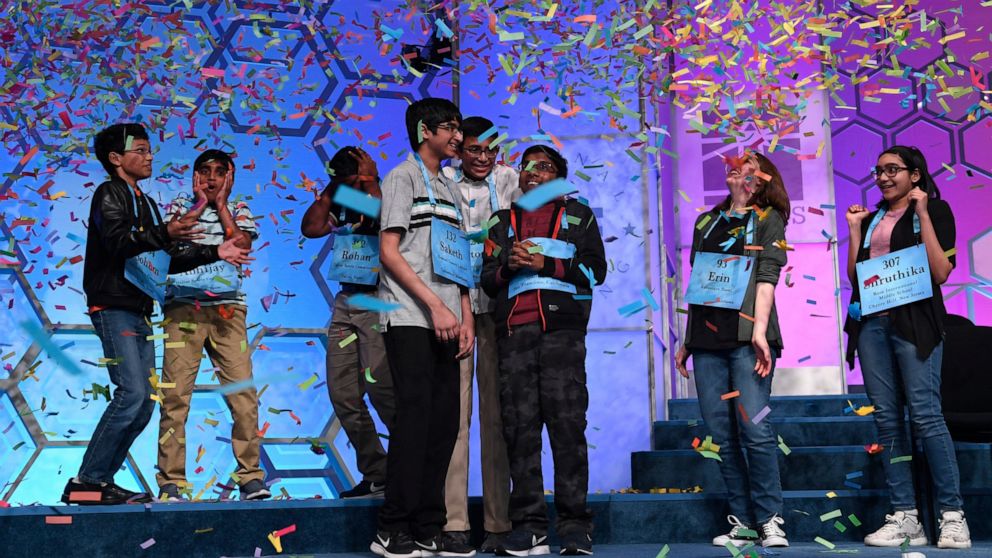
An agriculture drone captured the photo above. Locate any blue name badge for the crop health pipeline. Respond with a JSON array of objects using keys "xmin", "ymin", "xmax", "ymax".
[
  {"xmin": 507, "ymin": 237, "xmax": 578, "ymax": 298},
  {"xmin": 168, "ymin": 261, "xmax": 242, "ymax": 299},
  {"xmin": 856, "ymin": 243, "xmax": 933, "ymax": 314},
  {"xmin": 470, "ymin": 234, "xmax": 485, "ymax": 285},
  {"xmin": 124, "ymin": 249, "xmax": 172, "ymax": 307},
  {"xmin": 329, "ymin": 233, "xmax": 380, "ymax": 286},
  {"xmin": 432, "ymin": 218, "xmax": 474, "ymax": 287},
  {"xmin": 685, "ymin": 252, "xmax": 754, "ymax": 310}
]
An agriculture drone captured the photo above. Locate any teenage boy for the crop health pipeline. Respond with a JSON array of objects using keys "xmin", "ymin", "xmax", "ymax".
[
  {"xmin": 481, "ymin": 145, "xmax": 607, "ymax": 556},
  {"xmin": 63, "ymin": 124, "xmax": 251, "ymax": 505},
  {"xmin": 440, "ymin": 116, "xmax": 519, "ymax": 552},
  {"xmin": 302, "ymin": 146, "xmax": 395, "ymax": 499},
  {"xmin": 156, "ymin": 149, "xmax": 269, "ymax": 501},
  {"xmin": 370, "ymin": 98, "xmax": 476, "ymax": 558}
]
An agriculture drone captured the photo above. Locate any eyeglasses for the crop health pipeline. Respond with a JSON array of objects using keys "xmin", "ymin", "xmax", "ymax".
[
  {"xmin": 435, "ymin": 122, "xmax": 462, "ymax": 135},
  {"xmin": 463, "ymin": 145, "xmax": 500, "ymax": 157},
  {"xmin": 123, "ymin": 147, "xmax": 153, "ymax": 156},
  {"xmin": 872, "ymin": 165, "xmax": 909, "ymax": 178},
  {"xmin": 520, "ymin": 161, "xmax": 557, "ymax": 173}
]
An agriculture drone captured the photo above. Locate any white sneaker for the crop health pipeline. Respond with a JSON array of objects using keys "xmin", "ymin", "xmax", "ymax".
[
  {"xmin": 712, "ymin": 515, "xmax": 759, "ymax": 547},
  {"xmin": 938, "ymin": 510, "xmax": 972, "ymax": 549},
  {"xmin": 864, "ymin": 510, "xmax": 927, "ymax": 547},
  {"xmin": 759, "ymin": 514, "xmax": 789, "ymax": 548}
]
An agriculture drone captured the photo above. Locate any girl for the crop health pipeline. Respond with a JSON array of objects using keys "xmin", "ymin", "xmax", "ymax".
[
  {"xmin": 675, "ymin": 152, "xmax": 791, "ymax": 549},
  {"xmin": 845, "ymin": 145, "xmax": 970, "ymax": 549}
]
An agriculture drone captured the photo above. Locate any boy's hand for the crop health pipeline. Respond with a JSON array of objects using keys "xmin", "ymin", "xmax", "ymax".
[
  {"xmin": 430, "ymin": 303, "xmax": 460, "ymax": 343},
  {"xmin": 347, "ymin": 149, "xmax": 378, "ymax": 190},
  {"xmin": 190, "ymin": 173, "xmax": 209, "ymax": 216},
  {"xmin": 675, "ymin": 345, "xmax": 690, "ymax": 378},
  {"xmin": 166, "ymin": 214, "xmax": 204, "ymax": 241},
  {"xmin": 214, "ymin": 163, "xmax": 234, "ymax": 207},
  {"xmin": 455, "ymin": 319, "xmax": 475, "ymax": 360},
  {"xmin": 217, "ymin": 237, "xmax": 253, "ymax": 266}
]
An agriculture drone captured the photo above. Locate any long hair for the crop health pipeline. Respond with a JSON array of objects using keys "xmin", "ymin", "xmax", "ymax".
[
  {"xmin": 877, "ymin": 145, "xmax": 941, "ymax": 208},
  {"xmin": 715, "ymin": 152, "xmax": 791, "ymax": 223}
]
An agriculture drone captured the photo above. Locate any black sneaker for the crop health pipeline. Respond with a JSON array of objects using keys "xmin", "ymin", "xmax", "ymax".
[
  {"xmin": 158, "ymin": 483, "xmax": 184, "ymax": 502},
  {"xmin": 497, "ymin": 529, "xmax": 550, "ymax": 557},
  {"xmin": 371, "ymin": 530, "xmax": 420, "ymax": 558},
  {"xmin": 481, "ymin": 532, "xmax": 509, "ymax": 554},
  {"xmin": 424, "ymin": 531, "xmax": 476, "ymax": 557},
  {"xmin": 107, "ymin": 482, "xmax": 152, "ymax": 504},
  {"xmin": 340, "ymin": 479, "xmax": 385, "ymax": 499},
  {"xmin": 558, "ymin": 533, "xmax": 593, "ymax": 556},
  {"xmin": 62, "ymin": 478, "xmax": 149, "ymax": 505},
  {"xmin": 240, "ymin": 479, "xmax": 271, "ymax": 500}
]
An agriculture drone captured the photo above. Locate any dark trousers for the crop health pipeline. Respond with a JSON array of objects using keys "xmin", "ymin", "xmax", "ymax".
[
  {"xmin": 498, "ymin": 323, "xmax": 593, "ymax": 536},
  {"xmin": 377, "ymin": 326, "xmax": 460, "ymax": 539}
]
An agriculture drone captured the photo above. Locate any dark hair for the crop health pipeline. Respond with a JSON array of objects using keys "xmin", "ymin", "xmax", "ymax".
[
  {"xmin": 460, "ymin": 116, "xmax": 495, "ymax": 140},
  {"xmin": 715, "ymin": 152, "xmax": 791, "ymax": 223},
  {"xmin": 328, "ymin": 146, "xmax": 360, "ymax": 184},
  {"xmin": 405, "ymin": 97, "xmax": 461, "ymax": 150},
  {"xmin": 193, "ymin": 149, "xmax": 234, "ymax": 173},
  {"xmin": 521, "ymin": 144, "xmax": 568, "ymax": 179},
  {"xmin": 877, "ymin": 145, "xmax": 941, "ymax": 208},
  {"xmin": 93, "ymin": 123, "xmax": 149, "ymax": 177}
]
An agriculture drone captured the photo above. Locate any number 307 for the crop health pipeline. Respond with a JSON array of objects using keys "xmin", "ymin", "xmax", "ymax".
[{"xmin": 883, "ymin": 257, "xmax": 900, "ymax": 269}]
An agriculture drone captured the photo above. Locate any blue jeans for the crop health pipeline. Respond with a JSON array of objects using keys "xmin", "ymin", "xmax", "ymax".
[
  {"xmin": 78, "ymin": 309, "xmax": 157, "ymax": 484},
  {"xmin": 692, "ymin": 345, "xmax": 782, "ymax": 525},
  {"xmin": 857, "ymin": 316, "xmax": 963, "ymax": 512}
]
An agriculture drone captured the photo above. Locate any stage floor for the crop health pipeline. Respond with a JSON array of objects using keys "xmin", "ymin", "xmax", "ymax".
[{"xmin": 266, "ymin": 543, "xmax": 992, "ymax": 558}]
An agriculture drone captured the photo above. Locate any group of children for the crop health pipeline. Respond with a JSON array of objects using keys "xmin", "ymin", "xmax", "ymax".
[{"xmin": 63, "ymin": 97, "xmax": 971, "ymax": 556}]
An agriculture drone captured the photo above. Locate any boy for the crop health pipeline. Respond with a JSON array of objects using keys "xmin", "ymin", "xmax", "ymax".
[
  {"xmin": 63, "ymin": 124, "xmax": 250, "ymax": 505},
  {"xmin": 440, "ymin": 116, "xmax": 519, "ymax": 552},
  {"xmin": 156, "ymin": 149, "xmax": 269, "ymax": 501},
  {"xmin": 370, "ymin": 98, "xmax": 475, "ymax": 558},
  {"xmin": 302, "ymin": 146, "xmax": 395, "ymax": 499},
  {"xmin": 481, "ymin": 145, "xmax": 606, "ymax": 556}
]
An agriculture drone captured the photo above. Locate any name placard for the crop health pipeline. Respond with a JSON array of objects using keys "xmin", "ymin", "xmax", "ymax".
[
  {"xmin": 329, "ymin": 233, "xmax": 380, "ymax": 286},
  {"xmin": 856, "ymin": 244, "xmax": 933, "ymax": 314},
  {"xmin": 685, "ymin": 252, "xmax": 754, "ymax": 310},
  {"xmin": 432, "ymin": 218, "xmax": 473, "ymax": 287}
]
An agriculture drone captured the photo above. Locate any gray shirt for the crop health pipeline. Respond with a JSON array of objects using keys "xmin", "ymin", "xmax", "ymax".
[
  {"xmin": 443, "ymin": 163, "xmax": 520, "ymax": 314},
  {"xmin": 378, "ymin": 154, "xmax": 464, "ymax": 330}
]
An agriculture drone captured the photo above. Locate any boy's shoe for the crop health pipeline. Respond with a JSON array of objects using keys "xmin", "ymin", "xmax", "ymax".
[
  {"xmin": 61, "ymin": 478, "xmax": 148, "ymax": 505},
  {"xmin": 371, "ymin": 530, "xmax": 421, "ymax": 558},
  {"xmin": 864, "ymin": 510, "xmax": 927, "ymax": 547},
  {"xmin": 496, "ymin": 530, "xmax": 550, "ymax": 557},
  {"xmin": 240, "ymin": 479, "xmax": 271, "ymax": 501},
  {"xmin": 937, "ymin": 510, "xmax": 971, "ymax": 549},
  {"xmin": 416, "ymin": 531, "xmax": 476, "ymax": 557},
  {"xmin": 339, "ymin": 479, "xmax": 385, "ymax": 499},
  {"xmin": 558, "ymin": 532, "xmax": 593, "ymax": 555},
  {"xmin": 480, "ymin": 532, "xmax": 509, "ymax": 554},
  {"xmin": 759, "ymin": 515, "xmax": 789, "ymax": 548},
  {"xmin": 158, "ymin": 483, "xmax": 184, "ymax": 502},
  {"xmin": 712, "ymin": 515, "xmax": 759, "ymax": 547}
]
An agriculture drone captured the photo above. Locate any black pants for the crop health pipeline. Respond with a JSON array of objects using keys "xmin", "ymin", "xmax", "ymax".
[
  {"xmin": 377, "ymin": 326, "xmax": 460, "ymax": 538},
  {"xmin": 498, "ymin": 323, "xmax": 593, "ymax": 536}
]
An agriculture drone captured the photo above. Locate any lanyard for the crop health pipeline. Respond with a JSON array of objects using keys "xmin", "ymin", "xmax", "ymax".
[
  {"xmin": 862, "ymin": 207, "xmax": 921, "ymax": 250},
  {"xmin": 452, "ymin": 165, "xmax": 500, "ymax": 214},
  {"xmin": 414, "ymin": 154, "xmax": 463, "ymax": 223},
  {"xmin": 703, "ymin": 210, "xmax": 755, "ymax": 247},
  {"xmin": 126, "ymin": 185, "xmax": 161, "ymax": 230}
]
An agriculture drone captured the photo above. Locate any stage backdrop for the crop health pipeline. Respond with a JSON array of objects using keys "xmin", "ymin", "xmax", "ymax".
[{"xmin": 0, "ymin": 0, "xmax": 990, "ymax": 506}]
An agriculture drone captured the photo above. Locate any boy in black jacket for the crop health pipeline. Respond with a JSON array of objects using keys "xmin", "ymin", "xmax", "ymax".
[
  {"xmin": 62, "ymin": 123, "xmax": 250, "ymax": 505},
  {"xmin": 481, "ymin": 145, "xmax": 607, "ymax": 556}
]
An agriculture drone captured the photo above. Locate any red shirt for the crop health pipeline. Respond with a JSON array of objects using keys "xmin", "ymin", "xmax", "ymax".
[{"xmin": 497, "ymin": 203, "xmax": 567, "ymax": 327}]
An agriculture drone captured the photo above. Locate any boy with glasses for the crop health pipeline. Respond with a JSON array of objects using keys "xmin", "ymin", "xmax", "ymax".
[{"xmin": 440, "ymin": 116, "xmax": 519, "ymax": 553}]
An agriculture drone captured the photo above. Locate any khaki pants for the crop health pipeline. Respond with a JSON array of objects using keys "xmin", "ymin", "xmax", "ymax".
[
  {"xmin": 326, "ymin": 291, "xmax": 395, "ymax": 484},
  {"xmin": 443, "ymin": 312, "xmax": 511, "ymax": 533},
  {"xmin": 157, "ymin": 303, "xmax": 262, "ymax": 489}
]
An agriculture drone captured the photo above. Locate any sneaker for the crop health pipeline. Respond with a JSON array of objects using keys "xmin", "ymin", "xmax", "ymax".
[
  {"xmin": 937, "ymin": 510, "xmax": 971, "ymax": 549},
  {"xmin": 61, "ymin": 478, "xmax": 149, "ymax": 505},
  {"xmin": 158, "ymin": 483, "xmax": 184, "ymax": 502},
  {"xmin": 480, "ymin": 532, "xmax": 509, "ymax": 554},
  {"xmin": 558, "ymin": 532, "xmax": 593, "ymax": 555},
  {"xmin": 496, "ymin": 530, "xmax": 550, "ymax": 557},
  {"xmin": 864, "ymin": 510, "xmax": 927, "ymax": 547},
  {"xmin": 712, "ymin": 515, "xmax": 759, "ymax": 547},
  {"xmin": 340, "ymin": 479, "xmax": 386, "ymax": 499},
  {"xmin": 417, "ymin": 531, "xmax": 476, "ymax": 557},
  {"xmin": 240, "ymin": 479, "xmax": 271, "ymax": 501},
  {"xmin": 371, "ymin": 530, "xmax": 421, "ymax": 558},
  {"xmin": 759, "ymin": 515, "xmax": 789, "ymax": 548}
]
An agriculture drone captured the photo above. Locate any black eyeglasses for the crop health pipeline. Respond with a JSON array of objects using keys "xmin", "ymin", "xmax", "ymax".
[
  {"xmin": 872, "ymin": 165, "xmax": 909, "ymax": 178},
  {"xmin": 463, "ymin": 145, "xmax": 499, "ymax": 157},
  {"xmin": 435, "ymin": 122, "xmax": 462, "ymax": 135},
  {"xmin": 520, "ymin": 161, "xmax": 557, "ymax": 173}
]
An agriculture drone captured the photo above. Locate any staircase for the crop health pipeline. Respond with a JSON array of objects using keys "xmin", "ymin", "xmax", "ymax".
[{"xmin": 627, "ymin": 394, "xmax": 992, "ymax": 543}]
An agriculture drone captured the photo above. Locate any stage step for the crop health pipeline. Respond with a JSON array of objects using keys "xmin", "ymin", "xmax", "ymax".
[
  {"xmin": 632, "ymin": 442, "xmax": 992, "ymax": 492},
  {"xmin": 667, "ymin": 394, "xmax": 872, "ymax": 420},
  {"xmin": 652, "ymin": 416, "xmax": 878, "ymax": 449},
  {"xmin": 5, "ymin": 491, "xmax": 990, "ymax": 556}
]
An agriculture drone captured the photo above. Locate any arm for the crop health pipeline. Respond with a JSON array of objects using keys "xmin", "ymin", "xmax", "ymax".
[
  {"xmin": 527, "ymin": 207, "xmax": 607, "ymax": 288},
  {"xmin": 92, "ymin": 183, "xmax": 170, "ymax": 259},
  {"xmin": 456, "ymin": 289, "xmax": 475, "ymax": 359},
  {"xmin": 380, "ymin": 229, "xmax": 460, "ymax": 341},
  {"xmin": 213, "ymin": 167, "xmax": 252, "ymax": 249},
  {"xmin": 301, "ymin": 184, "xmax": 337, "ymax": 238},
  {"xmin": 751, "ymin": 211, "xmax": 788, "ymax": 377},
  {"xmin": 910, "ymin": 191, "xmax": 955, "ymax": 285},
  {"xmin": 845, "ymin": 204, "xmax": 871, "ymax": 285}
]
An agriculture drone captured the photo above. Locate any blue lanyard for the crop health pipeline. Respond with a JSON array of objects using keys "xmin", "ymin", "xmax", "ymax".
[
  {"xmin": 126, "ymin": 185, "xmax": 161, "ymax": 230},
  {"xmin": 862, "ymin": 207, "xmax": 921, "ymax": 250},
  {"xmin": 452, "ymin": 165, "xmax": 500, "ymax": 213},
  {"xmin": 414, "ymin": 154, "xmax": 463, "ymax": 223},
  {"xmin": 703, "ymin": 210, "xmax": 755, "ymax": 246}
]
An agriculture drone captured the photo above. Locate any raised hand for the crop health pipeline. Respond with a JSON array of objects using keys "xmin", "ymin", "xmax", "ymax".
[
  {"xmin": 214, "ymin": 162, "xmax": 234, "ymax": 207},
  {"xmin": 166, "ymin": 214, "xmax": 204, "ymax": 241},
  {"xmin": 846, "ymin": 204, "xmax": 871, "ymax": 229},
  {"xmin": 907, "ymin": 186, "xmax": 928, "ymax": 216},
  {"xmin": 217, "ymin": 237, "xmax": 253, "ymax": 266},
  {"xmin": 347, "ymin": 148, "xmax": 378, "ymax": 189}
]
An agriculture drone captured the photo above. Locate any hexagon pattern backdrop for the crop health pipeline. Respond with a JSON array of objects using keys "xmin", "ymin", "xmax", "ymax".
[{"xmin": 0, "ymin": 0, "xmax": 990, "ymax": 507}]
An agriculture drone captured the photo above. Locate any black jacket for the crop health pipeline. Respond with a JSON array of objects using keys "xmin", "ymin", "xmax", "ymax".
[
  {"xmin": 83, "ymin": 178, "xmax": 220, "ymax": 315},
  {"xmin": 481, "ymin": 198, "xmax": 607, "ymax": 337}
]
